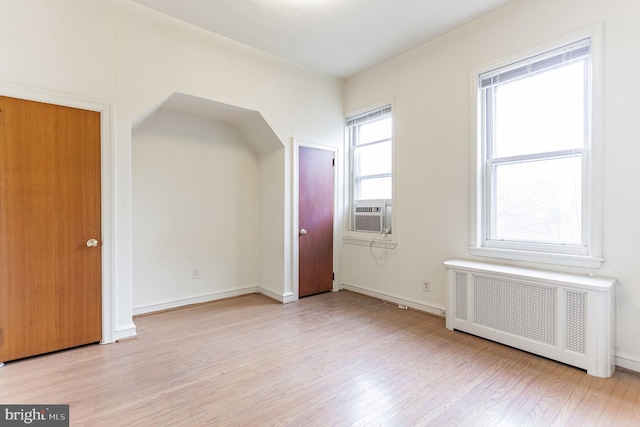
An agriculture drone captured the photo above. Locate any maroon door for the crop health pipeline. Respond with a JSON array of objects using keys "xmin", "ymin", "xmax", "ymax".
[{"xmin": 298, "ymin": 146, "xmax": 334, "ymax": 297}]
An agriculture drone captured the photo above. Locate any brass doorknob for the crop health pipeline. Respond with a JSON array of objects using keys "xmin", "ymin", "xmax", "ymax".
[{"xmin": 86, "ymin": 239, "xmax": 99, "ymax": 247}]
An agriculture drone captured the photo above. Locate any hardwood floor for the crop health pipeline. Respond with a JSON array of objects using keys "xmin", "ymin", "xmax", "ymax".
[{"xmin": 1, "ymin": 290, "xmax": 639, "ymax": 426}]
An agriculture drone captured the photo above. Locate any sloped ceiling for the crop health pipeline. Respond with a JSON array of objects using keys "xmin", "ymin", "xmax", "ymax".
[{"xmin": 138, "ymin": 93, "xmax": 283, "ymax": 154}]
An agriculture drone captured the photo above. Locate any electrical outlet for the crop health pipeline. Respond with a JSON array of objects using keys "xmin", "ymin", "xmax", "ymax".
[
  {"xmin": 423, "ymin": 281, "xmax": 430, "ymax": 292},
  {"xmin": 192, "ymin": 268, "xmax": 200, "ymax": 279}
]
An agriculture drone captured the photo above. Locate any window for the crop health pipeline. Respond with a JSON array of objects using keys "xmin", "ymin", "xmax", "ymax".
[
  {"xmin": 472, "ymin": 37, "xmax": 603, "ymax": 267},
  {"xmin": 346, "ymin": 105, "xmax": 392, "ymax": 233}
]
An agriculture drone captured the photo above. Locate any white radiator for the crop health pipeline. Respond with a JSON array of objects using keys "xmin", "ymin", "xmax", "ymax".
[{"xmin": 444, "ymin": 260, "xmax": 616, "ymax": 377}]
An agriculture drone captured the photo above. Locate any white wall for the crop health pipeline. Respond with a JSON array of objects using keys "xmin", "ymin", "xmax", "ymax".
[
  {"xmin": 7, "ymin": 0, "xmax": 638, "ymax": 370},
  {"xmin": 259, "ymin": 147, "xmax": 288, "ymax": 301},
  {"xmin": 0, "ymin": 0, "xmax": 344, "ymax": 340},
  {"xmin": 113, "ymin": 1, "xmax": 344, "ymax": 327},
  {"xmin": 343, "ymin": 0, "xmax": 640, "ymax": 369},
  {"xmin": 132, "ymin": 110, "xmax": 260, "ymax": 313}
]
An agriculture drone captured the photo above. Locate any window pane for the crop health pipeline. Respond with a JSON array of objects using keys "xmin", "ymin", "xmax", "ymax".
[
  {"xmin": 493, "ymin": 156, "xmax": 582, "ymax": 244},
  {"xmin": 356, "ymin": 117, "xmax": 392, "ymax": 145},
  {"xmin": 493, "ymin": 61, "xmax": 586, "ymax": 158},
  {"xmin": 358, "ymin": 177, "xmax": 392, "ymax": 200},
  {"xmin": 354, "ymin": 141, "xmax": 391, "ymax": 176}
]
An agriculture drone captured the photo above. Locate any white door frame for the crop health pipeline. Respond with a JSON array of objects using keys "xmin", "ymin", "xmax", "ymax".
[
  {"xmin": 292, "ymin": 138, "xmax": 340, "ymax": 301},
  {"xmin": 0, "ymin": 82, "xmax": 116, "ymax": 344}
]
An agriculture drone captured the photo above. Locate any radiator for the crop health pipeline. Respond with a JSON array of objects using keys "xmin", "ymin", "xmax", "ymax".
[{"xmin": 444, "ymin": 260, "xmax": 616, "ymax": 377}]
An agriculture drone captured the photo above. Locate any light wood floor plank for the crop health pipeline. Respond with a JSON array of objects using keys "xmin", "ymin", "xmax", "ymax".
[{"xmin": 1, "ymin": 290, "xmax": 639, "ymax": 426}]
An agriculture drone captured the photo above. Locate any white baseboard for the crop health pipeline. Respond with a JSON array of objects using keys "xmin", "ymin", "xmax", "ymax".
[
  {"xmin": 132, "ymin": 287, "xmax": 260, "ymax": 316},
  {"xmin": 113, "ymin": 322, "xmax": 137, "ymax": 341},
  {"xmin": 340, "ymin": 283, "xmax": 446, "ymax": 317},
  {"xmin": 615, "ymin": 352, "xmax": 640, "ymax": 373},
  {"xmin": 259, "ymin": 287, "xmax": 295, "ymax": 304},
  {"xmin": 282, "ymin": 291, "xmax": 295, "ymax": 304}
]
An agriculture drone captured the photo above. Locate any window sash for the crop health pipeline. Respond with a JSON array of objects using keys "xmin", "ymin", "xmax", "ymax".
[
  {"xmin": 484, "ymin": 151, "xmax": 588, "ymax": 247},
  {"xmin": 355, "ymin": 175, "xmax": 392, "ymax": 201},
  {"xmin": 352, "ymin": 139, "xmax": 393, "ymax": 201},
  {"xmin": 479, "ymin": 40, "xmax": 590, "ymax": 253},
  {"xmin": 348, "ymin": 105, "xmax": 392, "ymax": 201},
  {"xmin": 352, "ymin": 139, "xmax": 392, "ymax": 180}
]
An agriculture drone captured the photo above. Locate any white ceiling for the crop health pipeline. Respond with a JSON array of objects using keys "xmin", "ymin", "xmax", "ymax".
[{"xmin": 131, "ymin": 0, "xmax": 517, "ymax": 80}]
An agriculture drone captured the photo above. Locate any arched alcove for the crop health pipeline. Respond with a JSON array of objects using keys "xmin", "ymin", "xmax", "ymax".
[{"xmin": 131, "ymin": 93, "xmax": 284, "ymax": 314}]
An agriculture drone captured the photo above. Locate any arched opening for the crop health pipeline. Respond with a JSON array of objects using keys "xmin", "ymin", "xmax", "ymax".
[{"xmin": 131, "ymin": 93, "xmax": 283, "ymax": 314}]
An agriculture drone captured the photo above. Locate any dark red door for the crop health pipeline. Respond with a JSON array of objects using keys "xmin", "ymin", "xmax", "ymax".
[{"xmin": 298, "ymin": 146, "xmax": 334, "ymax": 297}]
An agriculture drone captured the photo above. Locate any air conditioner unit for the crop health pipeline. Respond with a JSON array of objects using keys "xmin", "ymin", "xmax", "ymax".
[{"xmin": 353, "ymin": 199, "xmax": 391, "ymax": 233}]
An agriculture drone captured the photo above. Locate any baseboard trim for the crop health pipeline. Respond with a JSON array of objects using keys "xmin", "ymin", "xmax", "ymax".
[
  {"xmin": 615, "ymin": 352, "xmax": 640, "ymax": 374},
  {"xmin": 132, "ymin": 287, "xmax": 260, "ymax": 316},
  {"xmin": 114, "ymin": 323, "xmax": 137, "ymax": 341},
  {"xmin": 258, "ymin": 287, "xmax": 295, "ymax": 304},
  {"xmin": 341, "ymin": 283, "xmax": 446, "ymax": 318}
]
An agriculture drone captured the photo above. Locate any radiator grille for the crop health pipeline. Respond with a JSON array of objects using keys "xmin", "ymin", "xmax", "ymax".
[
  {"xmin": 474, "ymin": 275, "xmax": 557, "ymax": 346},
  {"xmin": 454, "ymin": 271, "xmax": 467, "ymax": 321},
  {"xmin": 445, "ymin": 259, "xmax": 616, "ymax": 377},
  {"xmin": 566, "ymin": 290, "xmax": 587, "ymax": 354}
]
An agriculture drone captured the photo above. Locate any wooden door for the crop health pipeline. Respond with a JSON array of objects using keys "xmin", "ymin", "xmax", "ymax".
[
  {"xmin": 0, "ymin": 96, "xmax": 102, "ymax": 363},
  {"xmin": 298, "ymin": 146, "xmax": 334, "ymax": 298}
]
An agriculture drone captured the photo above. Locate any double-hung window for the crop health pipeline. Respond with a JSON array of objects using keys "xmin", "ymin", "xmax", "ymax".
[
  {"xmin": 473, "ymin": 37, "xmax": 602, "ymax": 267},
  {"xmin": 346, "ymin": 105, "xmax": 393, "ymax": 233}
]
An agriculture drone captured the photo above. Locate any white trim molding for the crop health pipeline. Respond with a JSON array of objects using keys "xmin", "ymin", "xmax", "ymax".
[
  {"xmin": 341, "ymin": 283, "xmax": 446, "ymax": 317},
  {"xmin": 469, "ymin": 247, "xmax": 604, "ymax": 269},
  {"xmin": 342, "ymin": 236, "xmax": 397, "ymax": 249},
  {"xmin": 292, "ymin": 139, "xmax": 340, "ymax": 302},
  {"xmin": 469, "ymin": 24, "xmax": 605, "ymax": 270},
  {"xmin": 615, "ymin": 352, "xmax": 640, "ymax": 374},
  {"xmin": 259, "ymin": 287, "xmax": 295, "ymax": 304},
  {"xmin": 133, "ymin": 287, "xmax": 261, "ymax": 316},
  {"xmin": 343, "ymin": 97, "xmax": 397, "ymax": 246},
  {"xmin": 114, "ymin": 323, "xmax": 138, "ymax": 342}
]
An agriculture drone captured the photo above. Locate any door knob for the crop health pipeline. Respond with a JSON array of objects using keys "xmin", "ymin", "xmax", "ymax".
[
  {"xmin": 299, "ymin": 229, "xmax": 307, "ymax": 236},
  {"xmin": 86, "ymin": 238, "xmax": 99, "ymax": 247}
]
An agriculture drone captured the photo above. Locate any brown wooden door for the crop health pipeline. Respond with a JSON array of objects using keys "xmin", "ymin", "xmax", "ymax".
[
  {"xmin": 0, "ymin": 96, "xmax": 102, "ymax": 363},
  {"xmin": 298, "ymin": 146, "xmax": 334, "ymax": 298}
]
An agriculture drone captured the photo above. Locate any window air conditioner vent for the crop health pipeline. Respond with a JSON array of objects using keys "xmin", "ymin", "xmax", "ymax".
[{"xmin": 353, "ymin": 200, "xmax": 391, "ymax": 233}]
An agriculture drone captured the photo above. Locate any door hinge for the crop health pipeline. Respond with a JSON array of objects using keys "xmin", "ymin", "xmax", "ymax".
[
  {"xmin": 332, "ymin": 158, "xmax": 335, "ymax": 167},
  {"xmin": 332, "ymin": 272, "xmax": 335, "ymax": 281}
]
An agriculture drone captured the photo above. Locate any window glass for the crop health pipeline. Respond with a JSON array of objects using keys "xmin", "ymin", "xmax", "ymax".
[
  {"xmin": 353, "ymin": 140, "xmax": 392, "ymax": 176},
  {"xmin": 356, "ymin": 117, "xmax": 392, "ymax": 145},
  {"xmin": 493, "ymin": 62, "xmax": 586, "ymax": 158},
  {"xmin": 358, "ymin": 177, "xmax": 392, "ymax": 200},
  {"xmin": 493, "ymin": 156, "xmax": 582, "ymax": 244}
]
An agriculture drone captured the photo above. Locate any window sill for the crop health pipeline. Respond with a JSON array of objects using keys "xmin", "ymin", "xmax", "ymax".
[
  {"xmin": 343, "ymin": 235, "xmax": 397, "ymax": 249},
  {"xmin": 469, "ymin": 246, "xmax": 603, "ymax": 269}
]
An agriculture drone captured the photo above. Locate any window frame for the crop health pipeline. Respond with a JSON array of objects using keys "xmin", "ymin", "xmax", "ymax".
[
  {"xmin": 343, "ymin": 101, "xmax": 396, "ymax": 246},
  {"xmin": 470, "ymin": 27, "xmax": 604, "ymax": 269},
  {"xmin": 349, "ymin": 105, "xmax": 392, "ymax": 203}
]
